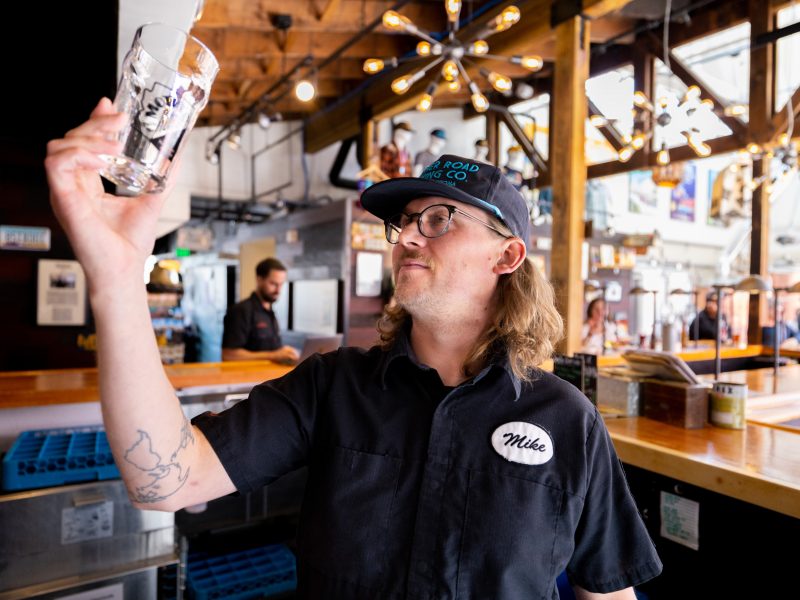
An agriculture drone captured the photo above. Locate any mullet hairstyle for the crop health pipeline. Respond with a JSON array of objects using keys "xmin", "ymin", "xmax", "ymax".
[{"xmin": 377, "ymin": 218, "xmax": 564, "ymax": 382}]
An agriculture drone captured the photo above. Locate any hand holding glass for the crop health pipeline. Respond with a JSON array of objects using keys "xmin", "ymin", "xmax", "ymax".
[{"xmin": 101, "ymin": 23, "xmax": 219, "ymax": 195}]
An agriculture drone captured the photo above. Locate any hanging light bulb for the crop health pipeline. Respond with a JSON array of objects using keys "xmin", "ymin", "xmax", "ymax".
[
  {"xmin": 622, "ymin": 133, "xmax": 633, "ymax": 145},
  {"xmin": 469, "ymin": 82, "xmax": 489, "ymax": 112},
  {"xmin": 442, "ymin": 60, "xmax": 459, "ymax": 82},
  {"xmin": 656, "ymin": 143, "xmax": 670, "ymax": 165},
  {"xmin": 723, "ymin": 104, "xmax": 748, "ymax": 117},
  {"xmin": 617, "ymin": 146, "xmax": 634, "ymax": 162},
  {"xmin": 658, "ymin": 96, "xmax": 669, "ymax": 109},
  {"xmin": 512, "ymin": 55, "xmax": 543, "ymax": 71},
  {"xmin": 486, "ymin": 71, "xmax": 512, "ymax": 93},
  {"xmin": 417, "ymin": 83, "xmax": 437, "ymax": 112},
  {"xmin": 416, "ymin": 41, "xmax": 431, "ymax": 56},
  {"xmin": 700, "ymin": 98, "xmax": 714, "ymax": 111},
  {"xmin": 363, "ymin": 58, "xmax": 384, "ymax": 74},
  {"xmin": 226, "ymin": 131, "xmax": 241, "ymax": 150},
  {"xmin": 747, "ymin": 142, "xmax": 762, "ymax": 154},
  {"xmin": 630, "ymin": 132, "xmax": 647, "ymax": 150},
  {"xmin": 444, "ymin": 0, "xmax": 462, "ymax": 23},
  {"xmin": 446, "ymin": 79, "xmax": 461, "ymax": 93},
  {"xmin": 682, "ymin": 130, "xmax": 711, "ymax": 157},
  {"xmin": 391, "ymin": 70, "xmax": 425, "ymax": 95},
  {"xmin": 632, "ymin": 91, "xmax": 653, "ymax": 111},
  {"xmin": 257, "ymin": 112, "xmax": 271, "ymax": 129},
  {"xmin": 682, "ymin": 85, "xmax": 701, "ymax": 103},
  {"xmin": 490, "ymin": 5, "xmax": 521, "ymax": 32},
  {"xmin": 382, "ymin": 10, "xmax": 412, "ymax": 31},
  {"xmin": 295, "ymin": 80, "xmax": 316, "ymax": 102},
  {"xmin": 470, "ymin": 40, "xmax": 489, "ymax": 55},
  {"xmin": 589, "ymin": 115, "xmax": 607, "ymax": 127}
]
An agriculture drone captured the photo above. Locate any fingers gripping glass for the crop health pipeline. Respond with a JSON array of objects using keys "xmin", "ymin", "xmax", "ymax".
[{"xmin": 384, "ymin": 204, "xmax": 511, "ymax": 244}]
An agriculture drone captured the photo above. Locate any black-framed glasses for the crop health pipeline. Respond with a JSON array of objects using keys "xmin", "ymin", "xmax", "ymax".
[{"xmin": 384, "ymin": 203, "xmax": 511, "ymax": 244}]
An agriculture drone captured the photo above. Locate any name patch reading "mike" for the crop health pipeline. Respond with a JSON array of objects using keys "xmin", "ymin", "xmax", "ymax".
[{"xmin": 491, "ymin": 421, "xmax": 554, "ymax": 465}]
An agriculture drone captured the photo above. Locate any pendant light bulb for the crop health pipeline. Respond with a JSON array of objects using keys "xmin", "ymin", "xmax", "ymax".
[
  {"xmin": 515, "ymin": 55, "xmax": 543, "ymax": 71},
  {"xmin": 490, "ymin": 5, "xmax": 520, "ymax": 32},
  {"xmin": 470, "ymin": 40, "xmax": 489, "ymax": 55},
  {"xmin": 391, "ymin": 74, "xmax": 413, "ymax": 95},
  {"xmin": 442, "ymin": 60, "xmax": 459, "ymax": 82},
  {"xmin": 444, "ymin": 0, "xmax": 462, "ymax": 22},
  {"xmin": 487, "ymin": 71, "xmax": 512, "ymax": 93},
  {"xmin": 446, "ymin": 79, "xmax": 461, "ymax": 93},
  {"xmin": 617, "ymin": 146, "xmax": 634, "ymax": 162},
  {"xmin": 363, "ymin": 58, "xmax": 385, "ymax": 74},
  {"xmin": 295, "ymin": 80, "xmax": 316, "ymax": 102},
  {"xmin": 416, "ymin": 41, "xmax": 431, "ymax": 56},
  {"xmin": 383, "ymin": 10, "xmax": 412, "ymax": 32},
  {"xmin": 469, "ymin": 82, "xmax": 489, "ymax": 112},
  {"xmin": 417, "ymin": 93, "xmax": 433, "ymax": 112},
  {"xmin": 656, "ymin": 144, "xmax": 670, "ymax": 166}
]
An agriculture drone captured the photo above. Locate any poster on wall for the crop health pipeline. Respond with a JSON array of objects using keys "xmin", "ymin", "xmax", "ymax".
[
  {"xmin": 670, "ymin": 163, "xmax": 696, "ymax": 222},
  {"xmin": 355, "ymin": 251, "xmax": 384, "ymax": 297},
  {"xmin": 628, "ymin": 170, "xmax": 659, "ymax": 216},
  {"xmin": 37, "ymin": 259, "xmax": 87, "ymax": 326}
]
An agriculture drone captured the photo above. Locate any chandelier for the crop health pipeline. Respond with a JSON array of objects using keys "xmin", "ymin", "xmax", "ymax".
[{"xmin": 363, "ymin": 1, "xmax": 543, "ymax": 114}]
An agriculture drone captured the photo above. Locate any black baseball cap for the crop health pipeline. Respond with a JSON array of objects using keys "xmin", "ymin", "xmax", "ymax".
[{"xmin": 360, "ymin": 154, "xmax": 530, "ymax": 246}]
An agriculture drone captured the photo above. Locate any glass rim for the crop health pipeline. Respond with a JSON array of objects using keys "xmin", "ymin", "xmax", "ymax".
[{"xmin": 133, "ymin": 21, "xmax": 219, "ymax": 78}]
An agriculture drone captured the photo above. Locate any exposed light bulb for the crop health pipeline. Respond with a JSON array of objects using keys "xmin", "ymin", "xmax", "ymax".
[
  {"xmin": 444, "ymin": 0, "xmax": 462, "ymax": 22},
  {"xmin": 391, "ymin": 75, "xmax": 413, "ymax": 94},
  {"xmin": 363, "ymin": 58, "xmax": 384, "ymax": 74},
  {"xmin": 442, "ymin": 60, "xmax": 459, "ymax": 82},
  {"xmin": 622, "ymin": 133, "xmax": 633, "ymax": 144},
  {"xmin": 487, "ymin": 71, "xmax": 512, "ymax": 93},
  {"xmin": 656, "ymin": 144, "xmax": 670, "ymax": 166},
  {"xmin": 778, "ymin": 133, "xmax": 790, "ymax": 146},
  {"xmin": 658, "ymin": 96, "xmax": 669, "ymax": 109},
  {"xmin": 513, "ymin": 55, "xmax": 543, "ymax": 71},
  {"xmin": 682, "ymin": 131, "xmax": 711, "ymax": 157},
  {"xmin": 416, "ymin": 41, "xmax": 431, "ymax": 56},
  {"xmin": 469, "ymin": 82, "xmax": 489, "ymax": 112},
  {"xmin": 470, "ymin": 40, "xmax": 489, "ymax": 55},
  {"xmin": 631, "ymin": 133, "xmax": 647, "ymax": 150},
  {"xmin": 492, "ymin": 5, "xmax": 520, "ymax": 31},
  {"xmin": 446, "ymin": 80, "xmax": 461, "ymax": 93},
  {"xmin": 226, "ymin": 131, "xmax": 241, "ymax": 150},
  {"xmin": 682, "ymin": 85, "xmax": 701, "ymax": 102},
  {"xmin": 295, "ymin": 80, "xmax": 316, "ymax": 102},
  {"xmin": 617, "ymin": 146, "xmax": 634, "ymax": 162},
  {"xmin": 700, "ymin": 98, "xmax": 714, "ymax": 110},
  {"xmin": 633, "ymin": 91, "xmax": 652, "ymax": 110},
  {"xmin": 417, "ymin": 93, "xmax": 433, "ymax": 112},
  {"xmin": 257, "ymin": 113, "xmax": 271, "ymax": 129},
  {"xmin": 589, "ymin": 115, "xmax": 607, "ymax": 127},
  {"xmin": 747, "ymin": 142, "xmax": 762, "ymax": 154},
  {"xmin": 383, "ymin": 10, "xmax": 412, "ymax": 31},
  {"xmin": 723, "ymin": 104, "xmax": 748, "ymax": 117}
]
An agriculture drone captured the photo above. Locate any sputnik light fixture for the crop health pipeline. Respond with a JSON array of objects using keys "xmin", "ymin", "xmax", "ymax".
[{"xmin": 363, "ymin": 2, "xmax": 543, "ymax": 114}]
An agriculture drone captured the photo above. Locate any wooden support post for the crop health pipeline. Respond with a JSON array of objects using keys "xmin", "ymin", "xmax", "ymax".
[
  {"xmin": 551, "ymin": 15, "xmax": 590, "ymax": 355},
  {"xmin": 360, "ymin": 119, "xmax": 374, "ymax": 168},
  {"xmin": 747, "ymin": 0, "xmax": 774, "ymax": 344},
  {"xmin": 632, "ymin": 49, "xmax": 654, "ymax": 163},
  {"xmin": 487, "ymin": 110, "xmax": 500, "ymax": 166}
]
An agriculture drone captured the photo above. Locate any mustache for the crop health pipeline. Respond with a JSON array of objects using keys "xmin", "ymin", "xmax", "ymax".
[{"xmin": 396, "ymin": 252, "xmax": 433, "ymax": 268}]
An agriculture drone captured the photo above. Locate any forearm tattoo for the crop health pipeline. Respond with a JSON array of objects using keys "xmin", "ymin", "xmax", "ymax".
[{"xmin": 123, "ymin": 418, "xmax": 195, "ymax": 503}]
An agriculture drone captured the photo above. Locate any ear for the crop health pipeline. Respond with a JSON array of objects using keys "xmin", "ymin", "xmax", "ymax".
[{"xmin": 492, "ymin": 237, "xmax": 526, "ymax": 275}]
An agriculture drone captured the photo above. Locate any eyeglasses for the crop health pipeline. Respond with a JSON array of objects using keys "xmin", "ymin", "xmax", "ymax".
[{"xmin": 384, "ymin": 203, "xmax": 511, "ymax": 244}]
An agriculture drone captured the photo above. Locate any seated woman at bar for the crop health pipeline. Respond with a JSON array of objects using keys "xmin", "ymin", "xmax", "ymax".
[{"xmin": 581, "ymin": 298, "xmax": 617, "ymax": 354}]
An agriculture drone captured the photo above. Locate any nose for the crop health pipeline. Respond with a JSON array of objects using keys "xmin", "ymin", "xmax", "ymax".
[{"xmin": 397, "ymin": 217, "xmax": 426, "ymax": 247}]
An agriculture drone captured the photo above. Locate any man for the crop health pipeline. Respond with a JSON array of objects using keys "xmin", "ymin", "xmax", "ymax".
[
  {"xmin": 45, "ymin": 101, "xmax": 661, "ymax": 599},
  {"xmin": 221, "ymin": 257, "xmax": 299, "ymax": 362},
  {"xmin": 689, "ymin": 291, "xmax": 729, "ymax": 341}
]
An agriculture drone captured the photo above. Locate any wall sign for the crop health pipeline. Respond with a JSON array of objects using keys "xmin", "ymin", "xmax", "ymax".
[
  {"xmin": 37, "ymin": 259, "xmax": 87, "ymax": 326},
  {"xmin": 0, "ymin": 225, "xmax": 51, "ymax": 251}
]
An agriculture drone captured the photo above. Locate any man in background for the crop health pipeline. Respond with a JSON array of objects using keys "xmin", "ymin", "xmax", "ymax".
[
  {"xmin": 689, "ymin": 291, "xmax": 729, "ymax": 341},
  {"xmin": 221, "ymin": 257, "xmax": 299, "ymax": 362}
]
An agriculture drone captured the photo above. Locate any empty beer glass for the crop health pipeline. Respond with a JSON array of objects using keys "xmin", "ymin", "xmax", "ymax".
[{"xmin": 101, "ymin": 23, "xmax": 219, "ymax": 195}]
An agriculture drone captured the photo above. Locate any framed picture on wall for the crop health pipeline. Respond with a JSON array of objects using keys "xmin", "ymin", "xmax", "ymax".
[{"xmin": 36, "ymin": 259, "xmax": 86, "ymax": 326}]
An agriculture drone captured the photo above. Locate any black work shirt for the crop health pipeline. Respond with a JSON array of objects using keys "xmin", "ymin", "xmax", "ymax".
[
  {"xmin": 193, "ymin": 332, "xmax": 662, "ymax": 598},
  {"xmin": 221, "ymin": 292, "xmax": 281, "ymax": 352},
  {"xmin": 689, "ymin": 309, "xmax": 728, "ymax": 341}
]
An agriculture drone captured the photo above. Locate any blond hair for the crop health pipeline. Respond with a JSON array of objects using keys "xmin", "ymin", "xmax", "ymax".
[{"xmin": 377, "ymin": 221, "xmax": 563, "ymax": 382}]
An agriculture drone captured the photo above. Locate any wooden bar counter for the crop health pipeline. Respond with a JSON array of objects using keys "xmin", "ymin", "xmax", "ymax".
[{"xmin": 0, "ymin": 361, "xmax": 293, "ymax": 409}]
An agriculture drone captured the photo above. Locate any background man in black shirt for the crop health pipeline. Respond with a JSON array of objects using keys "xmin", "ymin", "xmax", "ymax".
[
  {"xmin": 221, "ymin": 257, "xmax": 299, "ymax": 363},
  {"xmin": 689, "ymin": 291, "xmax": 729, "ymax": 341}
]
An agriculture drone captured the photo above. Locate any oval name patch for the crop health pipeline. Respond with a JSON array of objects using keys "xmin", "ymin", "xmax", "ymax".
[{"xmin": 491, "ymin": 421, "xmax": 554, "ymax": 465}]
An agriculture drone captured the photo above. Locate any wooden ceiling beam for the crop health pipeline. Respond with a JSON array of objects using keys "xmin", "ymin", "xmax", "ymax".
[{"xmin": 588, "ymin": 99, "xmax": 625, "ymax": 152}]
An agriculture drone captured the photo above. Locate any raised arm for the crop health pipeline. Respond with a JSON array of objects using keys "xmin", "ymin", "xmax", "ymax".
[
  {"xmin": 221, "ymin": 346, "xmax": 300, "ymax": 363},
  {"xmin": 45, "ymin": 99, "xmax": 236, "ymax": 510}
]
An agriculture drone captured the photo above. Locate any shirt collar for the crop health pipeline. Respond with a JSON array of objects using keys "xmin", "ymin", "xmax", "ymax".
[{"xmin": 379, "ymin": 323, "xmax": 522, "ymax": 400}]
